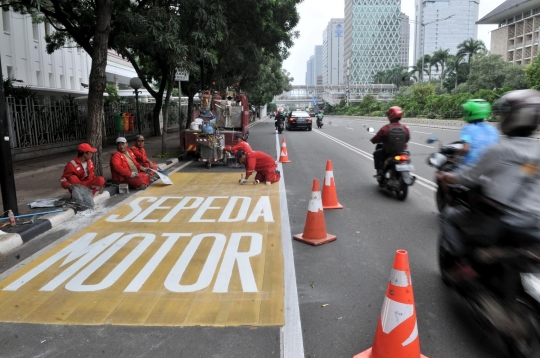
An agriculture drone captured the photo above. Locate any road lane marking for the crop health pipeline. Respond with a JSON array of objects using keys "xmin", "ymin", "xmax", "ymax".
[
  {"xmin": 313, "ymin": 129, "xmax": 437, "ymax": 192},
  {"xmin": 0, "ymin": 173, "xmax": 284, "ymax": 326},
  {"xmin": 409, "ymin": 141, "xmax": 434, "ymax": 148},
  {"xmin": 275, "ymin": 133, "xmax": 305, "ymax": 358},
  {"xmin": 414, "ymin": 131, "xmax": 432, "ymax": 134}
]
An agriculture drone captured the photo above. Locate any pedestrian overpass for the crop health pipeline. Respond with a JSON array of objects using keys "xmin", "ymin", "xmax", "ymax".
[{"xmin": 275, "ymin": 84, "xmax": 397, "ymax": 108}]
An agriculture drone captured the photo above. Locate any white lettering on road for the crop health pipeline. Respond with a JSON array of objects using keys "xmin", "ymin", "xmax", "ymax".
[
  {"xmin": 164, "ymin": 233, "xmax": 226, "ymax": 292},
  {"xmin": 247, "ymin": 196, "xmax": 274, "ymax": 222},
  {"xmin": 106, "ymin": 197, "xmax": 156, "ymax": 222},
  {"xmin": 162, "ymin": 197, "xmax": 204, "ymax": 222},
  {"xmin": 132, "ymin": 197, "xmax": 181, "ymax": 223},
  {"xmin": 218, "ymin": 197, "xmax": 252, "ymax": 222},
  {"xmin": 189, "ymin": 197, "xmax": 228, "ymax": 222}
]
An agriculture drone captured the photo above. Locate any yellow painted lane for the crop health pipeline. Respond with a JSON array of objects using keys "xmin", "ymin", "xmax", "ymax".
[{"xmin": 0, "ymin": 173, "xmax": 284, "ymax": 326}]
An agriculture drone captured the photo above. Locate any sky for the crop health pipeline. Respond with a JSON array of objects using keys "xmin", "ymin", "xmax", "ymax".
[{"xmin": 284, "ymin": 0, "xmax": 507, "ymax": 85}]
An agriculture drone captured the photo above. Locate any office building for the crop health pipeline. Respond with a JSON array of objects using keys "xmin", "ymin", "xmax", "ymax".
[
  {"xmin": 306, "ymin": 56, "xmax": 314, "ymax": 85},
  {"xmin": 344, "ymin": 0, "xmax": 402, "ymax": 84},
  {"xmin": 401, "ymin": 13, "xmax": 410, "ymax": 67},
  {"xmin": 322, "ymin": 18, "xmax": 345, "ymax": 85},
  {"xmin": 477, "ymin": 0, "xmax": 540, "ymax": 65},
  {"xmin": 414, "ymin": 0, "xmax": 479, "ymax": 65},
  {"xmin": 313, "ymin": 45, "xmax": 323, "ymax": 85}
]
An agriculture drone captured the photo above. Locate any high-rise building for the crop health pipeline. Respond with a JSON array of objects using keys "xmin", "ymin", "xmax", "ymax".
[
  {"xmin": 477, "ymin": 0, "xmax": 540, "ymax": 65},
  {"xmin": 414, "ymin": 0, "xmax": 479, "ymax": 65},
  {"xmin": 344, "ymin": 0, "xmax": 402, "ymax": 84},
  {"xmin": 401, "ymin": 13, "xmax": 410, "ymax": 67},
  {"xmin": 313, "ymin": 45, "xmax": 323, "ymax": 85},
  {"xmin": 306, "ymin": 56, "xmax": 314, "ymax": 85},
  {"xmin": 323, "ymin": 18, "xmax": 345, "ymax": 85}
]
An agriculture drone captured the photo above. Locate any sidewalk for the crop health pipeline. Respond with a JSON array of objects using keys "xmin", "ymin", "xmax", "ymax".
[{"xmin": 0, "ymin": 133, "xmax": 184, "ymax": 253}]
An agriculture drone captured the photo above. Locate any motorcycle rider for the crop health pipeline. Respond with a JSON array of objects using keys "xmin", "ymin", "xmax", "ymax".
[
  {"xmin": 437, "ymin": 90, "xmax": 540, "ymax": 280},
  {"xmin": 275, "ymin": 109, "xmax": 285, "ymax": 131},
  {"xmin": 459, "ymin": 99, "xmax": 499, "ymax": 167},
  {"xmin": 316, "ymin": 110, "xmax": 324, "ymax": 126},
  {"xmin": 370, "ymin": 106, "xmax": 410, "ymax": 179}
]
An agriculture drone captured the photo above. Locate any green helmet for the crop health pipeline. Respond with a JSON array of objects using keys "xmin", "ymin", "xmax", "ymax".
[{"xmin": 462, "ymin": 99, "xmax": 492, "ymax": 122}]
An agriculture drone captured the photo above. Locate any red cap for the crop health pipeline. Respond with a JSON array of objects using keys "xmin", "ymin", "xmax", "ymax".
[{"xmin": 78, "ymin": 143, "xmax": 97, "ymax": 153}]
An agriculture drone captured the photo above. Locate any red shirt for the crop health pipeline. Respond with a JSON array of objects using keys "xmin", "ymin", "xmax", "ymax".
[
  {"xmin": 110, "ymin": 149, "xmax": 142, "ymax": 182},
  {"xmin": 245, "ymin": 151, "xmax": 277, "ymax": 177},
  {"xmin": 59, "ymin": 157, "xmax": 97, "ymax": 189},
  {"xmin": 370, "ymin": 121, "xmax": 410, "ymax": 148},
  {"xmin": 130, "ymin": 146, "xmax": 150, "ymax": 166},
  {"xmin": 230, "ymin": 141, "xmax": 253, "ymax": 155}
]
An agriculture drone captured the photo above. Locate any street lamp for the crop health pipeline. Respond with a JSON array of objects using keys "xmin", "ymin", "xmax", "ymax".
[
  {"xmin": 420, "ymin": 14, "xmax": 455, "ymax": 82},
  {"xmin": 129, "ymin": 77, "xmax": 143, "ymax": 134}
]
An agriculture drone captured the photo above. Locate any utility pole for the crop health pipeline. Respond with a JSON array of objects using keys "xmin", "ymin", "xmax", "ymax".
[
  {"xmin": 421, "ymin": 14, "xmax": 455, "ymax": 82},
  {"xmin": 0, "ymin": 56, "xmax": 18, "ymax": 216}
]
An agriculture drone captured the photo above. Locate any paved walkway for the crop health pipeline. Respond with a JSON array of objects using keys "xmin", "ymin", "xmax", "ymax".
[{"xmin": 1, "ymin": 133, "xmax": 183, "ymax": 216}]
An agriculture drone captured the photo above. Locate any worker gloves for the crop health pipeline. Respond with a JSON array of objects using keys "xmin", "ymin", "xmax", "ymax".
[
  {"xmin": 239, "ymin": 178, "xmax": 247, "ymax": 184},
  {"xmin": 130, "ymin": 172, "xmax": 138, "ymax": 178}
]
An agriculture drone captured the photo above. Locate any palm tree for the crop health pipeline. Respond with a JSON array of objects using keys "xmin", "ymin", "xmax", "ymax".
[
  {"xmin": 457, "ymin": 38, "xmax": 486, "ymax": 71},
  {"xmin": 427, "ymin": 55, "xmax": 439, "ymax": 82},
  {"xmin": 411, "ymin": 58, "xmax": 428, "ymax": 82},
  {"xmin": 432, "ymin": 48, "xmax": 451, "ymax": 85},
  {"xmin": 373, "ymin": 70, "xmax": 386, "ymax": 84},
  {"xmin": 444, "ymin": 54, "xmax": 468, "ymax": 89}
]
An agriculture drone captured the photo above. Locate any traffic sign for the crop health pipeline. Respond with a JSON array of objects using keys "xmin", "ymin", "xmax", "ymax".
[{"xmin": 175, "ymin": 69, "xmax": 189, "ymax": 81}]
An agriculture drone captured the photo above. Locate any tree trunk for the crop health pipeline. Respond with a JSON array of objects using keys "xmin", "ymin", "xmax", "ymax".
[
  {"xmin": 151, "ymin": 69, "xmax": 168, "ymax": 137},
  {"xmin": 86, "ymin": 0, "xmax": 112, "ymax": 177},
  {"xmin": 440, "ymin": 64, "xmax": 445, "ymax": 85},
  {"xmin": 161, "ymin": 67, "xmax": 175, "ymax": 154}
]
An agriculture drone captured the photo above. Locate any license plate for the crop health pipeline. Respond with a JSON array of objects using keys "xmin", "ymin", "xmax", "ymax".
[
  {"xmin": 297, "ymin": 118, "xmax": 305, "ymax": 122},
  {"xmin": 395, "ymin": 164, "xmax": 414, "ymax": 171}
]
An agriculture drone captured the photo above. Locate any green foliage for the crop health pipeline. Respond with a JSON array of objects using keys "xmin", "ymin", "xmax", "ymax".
[
  {"xmin": 3, "ymin": 77, "xmax": 37, "ymax": 102},
  {"xmin": 267, "ymin": 103, "xmax": 277, "ymax": 113},
  {"xmin": 104, "ymin": 84, "xmax": 121, "ymax": 106},
  {"xmin": 525, "ymin": 55, "xmax": 540, "ymax": 90}
]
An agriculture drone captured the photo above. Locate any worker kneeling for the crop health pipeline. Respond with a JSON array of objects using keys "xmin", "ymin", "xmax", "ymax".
[
  {"xmin": 59, "ymin": 143, "xmax": 105, "ymax": 195},
  {"xmin": 236, "ymin": 150, "xmax": 280, "ymax": 185},
  {"xmin": 110, "ymin": 137, "xmax": 151, "ymax": 190}
]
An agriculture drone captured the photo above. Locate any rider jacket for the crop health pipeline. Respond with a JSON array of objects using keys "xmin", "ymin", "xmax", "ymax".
[
  {"xmin": 370, "ymin": 121, "xmax": 410, "ymax": 149},
  {"xmin": 454, "ymin": 136, "xmax": 540, "ymax": 226}
]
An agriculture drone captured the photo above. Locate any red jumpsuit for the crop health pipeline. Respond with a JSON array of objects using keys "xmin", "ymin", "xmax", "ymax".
[
  {"xmin": 225, "ymin": 140, "xmax": 253, "ymax": 155},
  {"xmin": 245, "ymin": 151, "xmax": 280, "ymax": 183},
  {"xmin": 131, "ymin": 146, "xmax": 158, "ymax": 170},
  {"xmin": 59, "ymin": 157, "xmax": 105, "ymax": 195},
  {"xmin": 110, "ymin": 149, "xmax": 151, "ymax": 188}
]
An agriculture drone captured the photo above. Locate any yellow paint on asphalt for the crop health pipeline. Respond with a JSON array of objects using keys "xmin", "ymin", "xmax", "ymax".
[{"xmin": 0, "ymin": 173, "xmax": 284, "ymax": 326}]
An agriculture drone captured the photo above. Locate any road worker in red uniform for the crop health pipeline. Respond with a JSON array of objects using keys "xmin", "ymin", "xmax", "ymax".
[
  {"xmin": 59, "ymin": 143, "xmax": 105, "ymax": 195},
  {"xmin": 131, "ymin": 134, "xmax": 158, "ymax": 170},
  {"xmin": 224, "ymin": 133, "xmax": 252, "ymax": 155},
  {"xmin": 236, "ymin": 150, "xmax": 281, "ymax": 185},
  {"xmin": 110, "ymin": 137, "xmax": 151, "ymax": 190}
]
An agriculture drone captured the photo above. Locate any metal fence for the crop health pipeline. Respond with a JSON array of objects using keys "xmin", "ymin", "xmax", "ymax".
[{"xmin": 7, "ymin": 97, "xmax": 187, "ymax": 150}]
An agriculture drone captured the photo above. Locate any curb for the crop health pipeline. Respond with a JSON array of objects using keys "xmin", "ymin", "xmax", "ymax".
[{"xmin": 0, "ymin": 158, "xmax": 180, "ymax": 255}]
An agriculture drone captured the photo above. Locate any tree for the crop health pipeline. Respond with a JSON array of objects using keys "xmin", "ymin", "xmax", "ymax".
[
  {"xmin": 432, "ymin": 48, "xmax": 450, "ymax": 85},
  {"xmin": 525, "ymin": 54, "xmax": 540, "ymax": 90},
  {"xmin": 456, "ymin": 52, "xmax": 526, "ymax": 93},
  {"xmin": 443, "ymin": 54, "xmax": 469, "ymax": 92},
  {"xmin": 457, "ymin": 38, "xmax": 486, "ymax": 72}
]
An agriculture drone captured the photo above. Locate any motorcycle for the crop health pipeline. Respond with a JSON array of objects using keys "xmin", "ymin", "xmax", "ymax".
[
  {"xmin": 316, "ymin": 117, "xmax": 323, "ymax": 128},
  {"xmin": 276, "ymin": 119, "xmax": 284, "ymax": 134},
  {"xmin": 368, "ymin": 127, "xmax": 415, "ymax": 201},
  {"xmin": 426, "ymin": 137, "xmax": 465, "ymax": 212},
  {"xmin": 437, "ymin": 184, "xmax": 540, "ymax": 357}
]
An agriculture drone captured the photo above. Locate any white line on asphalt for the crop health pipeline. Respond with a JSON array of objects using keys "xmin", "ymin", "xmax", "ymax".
[
  {"xmin": 409, "ymin": 141, "xmax": 434, "ymax": 148},
  {"xmin": 414, "ymin": 131, "xmax": 432, "ymax": 134},
  {"xmin": 313, "ymin": 129, "xmax": 437, "ymax": 192},
  {"xmin": 276, "ymin": 133, "xmax": 305, "ymax": 358},
  {"xmin": 169, "ymin": 160, "xmax": 195, "ymax": 174}
]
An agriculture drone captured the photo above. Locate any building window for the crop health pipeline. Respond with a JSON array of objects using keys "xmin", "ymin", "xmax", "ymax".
[
  {"xmin": 6, "ymin": 65, "xmax": 13, "ymax": 79},
  {"xmin": 59, "ymin": 74, "xmax": 64, "ymax": 88},
  {"xmin": 70, "ymin": 76, "xmax": 74, "ymax": 89},
  {"xmin": 32, "ymin": 24, "xmax": 39, "ymax": 41},
  {"xmin": 48, "ymin": 73, "xmax": 54, "ymax": 87},
  {"xmin": 36, "ymin": 71, "xmax": 42, "ymax": 86},
  {"xmin": 2, "ymin": 8, "xmax": 10, "ymax": 33}
]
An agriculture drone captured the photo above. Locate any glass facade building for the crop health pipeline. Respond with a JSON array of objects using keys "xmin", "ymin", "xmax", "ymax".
[
  {"xmin": 344, "ymin": 0, "xmax": 402, "ymax": 84},
  {"xmin": 323, "ymin": 18, "xmax": 345, "ymax": 85},
  {"xmin": 414, "ymin": 0, "xmax": 479, "ymax": 65}
]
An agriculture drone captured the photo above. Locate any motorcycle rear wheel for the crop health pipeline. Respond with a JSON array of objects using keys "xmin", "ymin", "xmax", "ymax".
[{"xmin": 396, "ymin": 178, "xmax": 408, "ymax": 201}]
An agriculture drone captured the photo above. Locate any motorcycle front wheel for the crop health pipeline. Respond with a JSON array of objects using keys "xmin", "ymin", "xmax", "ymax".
[{"xmin": 436, "ymin": 182, "xmax": 447, "ymax": 212}]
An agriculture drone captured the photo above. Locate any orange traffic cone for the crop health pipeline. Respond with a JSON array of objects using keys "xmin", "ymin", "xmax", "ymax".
[
  {"xmin": 278, "ymin": 138, "xmax": 291, "ymax": 163},
  {"xmin": 294, "ymin": 179, "xmax": 337, "ymax": 246},
  {"xmin": 322, "ymin": 160, "xmax": 343, "ymax": 209},
  {"xmin": 354, "ymin": 250, "xmax": 427, "ymax": 358}
]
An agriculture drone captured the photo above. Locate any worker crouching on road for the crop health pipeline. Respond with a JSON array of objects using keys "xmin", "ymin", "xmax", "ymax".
[
  {"xmin": 236, "ymin": 150, "xmax": 281, "ymax": 185},
  {"xmin": 224, "ymin": 133, "xmax": 253, "ymax": 155},
  {"xmin": 110, "ymin": 137, "xmax": 151, "ymax": 190},
  {"xmin": 131, "ymin": 134, "xmax": 159, "ymax": 182},
  {"xmin": 60, "ymin": 143, "xmax": 105, "ymax": 195}
]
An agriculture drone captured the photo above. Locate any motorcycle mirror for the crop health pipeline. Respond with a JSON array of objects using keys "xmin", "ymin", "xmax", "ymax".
[
  {"xmin": 367, "ymin": 127, "xmax": 375, "ymax": 133},
  {"xmin": 427, "ymin": 136, "xmax": 438, "ymax": 144}
]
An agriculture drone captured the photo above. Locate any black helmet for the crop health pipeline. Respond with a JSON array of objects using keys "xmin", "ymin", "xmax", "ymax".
[
  {"xmin": 235, "ymin": 150, "xmax": 245, "ymax": 159},
  {"xmin": 495, "ymin": 89, "xmax": 540, "ymax": 137}
]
